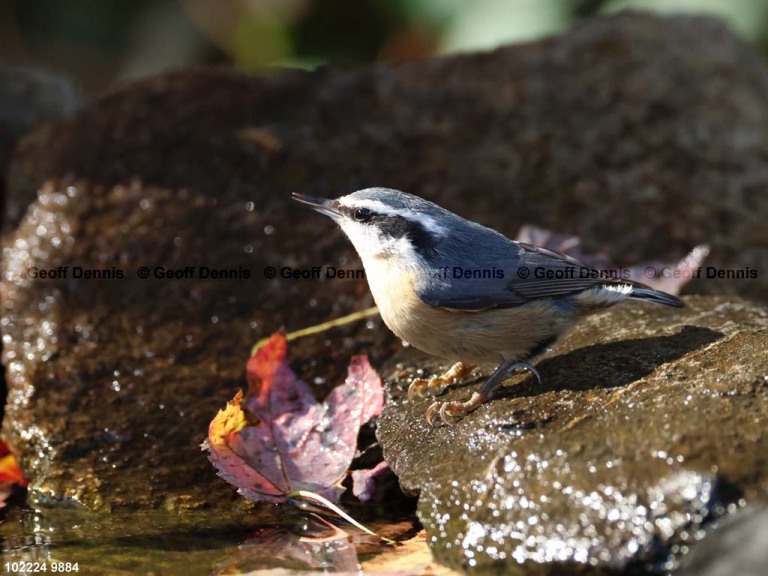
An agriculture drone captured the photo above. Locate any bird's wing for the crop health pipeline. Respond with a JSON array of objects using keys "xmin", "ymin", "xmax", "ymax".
[{"xmin": 414, "ymin": 242, "xmax": 606, "ymax": 311}]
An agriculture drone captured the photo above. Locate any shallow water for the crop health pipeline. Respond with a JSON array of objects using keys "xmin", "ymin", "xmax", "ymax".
[
  {"xmin": 1, "ymin": 507, "xmax": 255, "ymax": 574},
  {"xmin": 0, "ymin": 504, "xmax": 395, "ymax": 575}
]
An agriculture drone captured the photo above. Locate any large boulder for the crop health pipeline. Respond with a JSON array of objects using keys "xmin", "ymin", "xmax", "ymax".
[
  {"xmin": 377, "ymin": 296, "xmax": 768, "ymax": 572},
  {"xmin": 8, "ymin": 13, "xmax": 768, "ymax": 301}
]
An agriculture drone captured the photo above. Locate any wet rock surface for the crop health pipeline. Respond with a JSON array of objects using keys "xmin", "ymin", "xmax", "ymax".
[
  {"xmin": 376, "ymin": 296, "xmax": 768, "ymax": 573},
  {"xmin": 0, "ymin": 181, "xmax": 398, "ymax": 510},
  {"xmin": 0, "ymin": 65, "xmax": 81, "ymax": 412}
]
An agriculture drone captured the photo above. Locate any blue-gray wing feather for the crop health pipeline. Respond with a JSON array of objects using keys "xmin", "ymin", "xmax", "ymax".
[{"xmin": 413, "ymin": 227, "xmax": 603, "ymax": 310}]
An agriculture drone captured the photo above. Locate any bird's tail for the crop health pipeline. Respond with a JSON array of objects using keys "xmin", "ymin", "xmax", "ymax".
[{"xmin": 627, "ymin": 284, "xmax": 684, "ymax": 307}]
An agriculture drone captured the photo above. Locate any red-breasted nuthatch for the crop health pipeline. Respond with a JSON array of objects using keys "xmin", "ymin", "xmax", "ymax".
[{"xmin": 293, "ymin": 189, "xmax": 683, "ymax": 424}]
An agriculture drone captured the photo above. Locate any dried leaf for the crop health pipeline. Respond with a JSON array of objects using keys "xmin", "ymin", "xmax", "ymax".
[
  {"xmin": 351, "ymin": 460, "xmax": 392, "ymax": 502},
  {"xmin": 0, "ymin": 453, "xmax": 27, "ymax": 486},
  {"xmin": 0, "ymin": 440, "xmax": 28, "ymax": 511},
  {"xmin": 0, "ymin": 440, "xmax": 27, "ymax": 486},
  {"xmin": 516, "ymin": 225, "xmax": 610, "ymax": 270},
  {"xmin": 204, "ymin": 333, "xmax": 384, "ymax": 504},
  {"xmin": 516, "ymin": 225, "xmax": 709, "ymax": 295},
  {"xmin": 626, "ymin": 244, "xmax": 711, "ymax": 295}
]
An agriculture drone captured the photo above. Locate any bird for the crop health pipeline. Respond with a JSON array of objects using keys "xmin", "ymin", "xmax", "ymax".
[{"xmin": 292, "ymin": 188, "xmax": 683, "ymax": 424}]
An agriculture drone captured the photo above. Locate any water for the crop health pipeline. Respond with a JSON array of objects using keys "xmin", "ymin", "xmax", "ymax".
[{"xmin": 0, "ymin": 503, "xmax": 404, "ymax": 575}]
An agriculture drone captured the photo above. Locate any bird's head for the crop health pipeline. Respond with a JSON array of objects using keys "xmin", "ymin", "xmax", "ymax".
[{"xmin": 292, "ymin": 188, "xmax": 449, "ymax": 266}]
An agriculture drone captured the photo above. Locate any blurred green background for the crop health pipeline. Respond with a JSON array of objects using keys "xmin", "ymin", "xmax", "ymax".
[{"xmin": 2, "ymin": 0, "xmax": 768, "ymax": 94}]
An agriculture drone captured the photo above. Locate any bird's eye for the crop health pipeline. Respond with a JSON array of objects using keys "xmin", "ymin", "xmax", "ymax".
[{"xmin": 353, "ymin": 208, "xmax": 372, "ymax": 223}]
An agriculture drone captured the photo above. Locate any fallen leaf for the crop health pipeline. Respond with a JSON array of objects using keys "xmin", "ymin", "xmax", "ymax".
[
  {"xmin": 0, "ymin": 439, "xmax": 28, "ymax": 511},
  {"xmin": 204, "ymin": 333, "xmax": 384, "ymax": 504},
  {"xmin": 0, "ymin": 453, "xmax": 27, "ymax": 486},
  {"xmin": 626, "ymin": 244, "xmax": 710, "ymax": 295},
  {"xmin": 516, "ymin": 225, "xmax": 610, "ymax": 270},
  {"xmin": 0, "ymin": 485, "xmax": 13, "ymax": 511},
  {"xmin": 351, "ymin": 460, "xmax": 392, "ymax": 502},
  {"xmin": 516, "ymin": 225, "xmax": 708, "ymax": 295}
]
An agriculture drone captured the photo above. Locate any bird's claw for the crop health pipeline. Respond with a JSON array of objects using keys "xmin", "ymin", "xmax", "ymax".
[
  {"xmin": 426, "ymin": 392, "xmax": 488, "ymax": 425},
  {"xmin": 506, "ymin": 361, "xmax": 541, "ymax": 384},
  {"xmin": 407, "ymin": 376, "xmax": 438, "ymax": 402},
  {"xmin": 406, "ymin": 362, "xmax": 474, "ymax": 402},
  {"xmin": 424, "ymin": 361, "xmax": 540, "ymax": 425}
]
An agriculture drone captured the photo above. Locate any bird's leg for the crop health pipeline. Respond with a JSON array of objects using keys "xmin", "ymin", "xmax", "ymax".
[
  {"xmin": 425, "ymin": 360, "xmax": 541, "ymax": 425},
  {"xmin": 407, "ymin": 361, "xmax": 476, "ymax": 402}
]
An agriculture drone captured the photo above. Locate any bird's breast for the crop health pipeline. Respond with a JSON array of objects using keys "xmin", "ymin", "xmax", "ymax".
[{"xmin": 362, "ymin": 259, "xmax": 573, "ymax": 363}]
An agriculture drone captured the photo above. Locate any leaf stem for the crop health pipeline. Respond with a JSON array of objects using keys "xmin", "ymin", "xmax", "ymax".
[
  {"xmin": 287, "ymin": 490, "xmax": 396, "ymax": 545},
  {"xmin": 251, "ymin": 306, "xmax": 380, "ymax": 355}
]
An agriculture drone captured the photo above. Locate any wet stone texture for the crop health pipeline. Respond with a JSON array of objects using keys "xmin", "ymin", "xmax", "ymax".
[
  {"xmin": 376, "ymin": 296, "xmax": 768, "ymax": 573},
  {"xmin": 1, "ymin": 7, "xmax": 768, "ymax": 532},
  {"xmin": 0, "ymin": 65, "xmax": 81, "ymax": 414},
  {"xmin": 0, "ymin": 181, "xmax": 398, "ymax": 510}
]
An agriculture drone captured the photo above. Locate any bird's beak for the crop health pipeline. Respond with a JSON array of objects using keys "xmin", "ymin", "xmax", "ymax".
[{"xmin": 291, "ymin": 192, "xmax": 341, "ymax": 220}]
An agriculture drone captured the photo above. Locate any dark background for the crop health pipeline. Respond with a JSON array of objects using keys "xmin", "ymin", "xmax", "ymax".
[{"xmin": 3, "ymin": 0, "xmax": 768, "ymax": 95}]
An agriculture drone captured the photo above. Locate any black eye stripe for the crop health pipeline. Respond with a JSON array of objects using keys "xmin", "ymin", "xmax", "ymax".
[
  {"xmin": 378, "ymin": 215, "xmax": 438, "ymax": 258},
  {"xmin": 341, "ymin": 205, "xmax": 381, "ymax": 223},
  {"xmin": 341, "ymin": 205, "xmax": 438, "ymax": 257}
]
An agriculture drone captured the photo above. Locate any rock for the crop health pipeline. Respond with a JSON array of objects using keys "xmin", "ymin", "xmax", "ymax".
[
  {"xmin": 3, "ymin": 11, "xmax": 768, "ymax": 513},
  {"xmin": 376, "ymin": 296, "xmax": 768, "ymax": 573},
  {"xmin": 0, "ymin": 64, "xmax": 81, "ymax": 412},
  {"xmin": 7, "ymin": 13, "xmax": 768, "ymax": 300},
  {"xmin": 0, "ymin": 181, "xmax": 398, "ymax": 510},
  {"xmin": 0, "ymin": 64, "xmax": 81, "ymax": 229},
  {"xmin": 678, "ymin": 505, "xmax": 768, "ymax": 576}
]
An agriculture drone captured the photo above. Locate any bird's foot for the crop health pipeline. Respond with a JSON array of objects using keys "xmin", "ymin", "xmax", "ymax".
[
  {"xmin": 425, "ymin": 361, "xmax": 541, "ymax": 425},
  {"xmin": 407, "ymin": 362, "xmax": 475, "ymax": 402},
  {"xmin": 426, "ymin": 391, "xmax": 488, "ymax": 425}
]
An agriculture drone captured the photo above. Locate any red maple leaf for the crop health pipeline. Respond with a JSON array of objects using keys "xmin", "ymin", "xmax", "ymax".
[
  {"xmin": 0, "ymin": 439, "xmax": 28, "ymax": 510},
  {"xmin": 0, "ymin": 440, "xmax": 27, "ymax": 487},
  {"xmin": 204, "ymin": 333, "xmax": 384, "ymax": 504}
]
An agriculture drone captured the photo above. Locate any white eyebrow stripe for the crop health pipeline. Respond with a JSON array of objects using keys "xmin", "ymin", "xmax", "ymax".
[
  {"xmin": 407, "ymin": 212, "xmax": 448, "ymax": 236},
  {"xmin": 340, "ymin": 199, "xmax": 399, "ymax": 216},
  {"xmin": 340, "ymin": 199, "xmax": 448, "ymax": 236}
]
